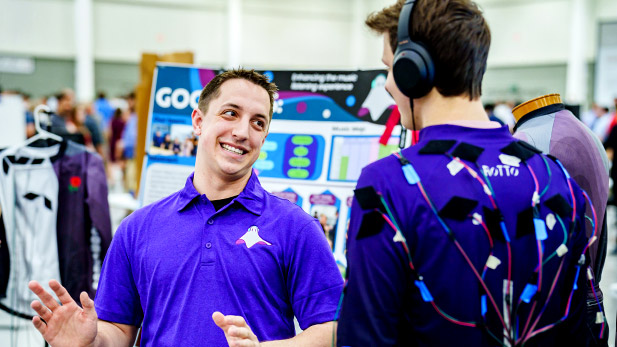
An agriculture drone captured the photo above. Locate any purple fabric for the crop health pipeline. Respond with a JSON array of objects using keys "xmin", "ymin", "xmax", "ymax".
[
  {"xmin": 95, "ymin": 172, "xmax": 343, "ymax": 346},
  {"xmin": 514, "ymin": 109, "xmax": 609, "ymax": 287},
  {"xmin": 548, "ymin": 111, "xmax": 609, "ymax": 264},
  {"xmin": 338, "ymin": 125, "xmax": 589, "ymax": 346},
  {"xmin": 52, "ymin": 141, "xmax": 111, "ymax": 302}
]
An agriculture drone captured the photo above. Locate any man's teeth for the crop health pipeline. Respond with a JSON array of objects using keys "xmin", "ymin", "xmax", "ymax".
[{"xmin": 222, "ymin": 144, "xmax": 244, "ymax": 155}]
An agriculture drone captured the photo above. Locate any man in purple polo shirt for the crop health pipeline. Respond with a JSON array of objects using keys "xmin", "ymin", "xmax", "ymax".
[
  {"xmin": 28, "ymin": 69, "xmax": 343, "ymax": 346},
  {"xmin": 337, "ymin": 0, "xmax": 591, "ymax": 345}
]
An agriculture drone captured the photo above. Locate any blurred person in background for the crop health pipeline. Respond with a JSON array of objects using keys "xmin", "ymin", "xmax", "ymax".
[
  {"xmin": 82, "ymin": 102, "xmax": 105, "ymax": 156},
  {"xmin": 108, "ymin": 108, "xmax": 125, "ymax": 163},
  {"xmin": 484, "ymin": 103, "xmax": 504, "ymax": 126},
  {"xmin": 94, "ymin": 91, "xmax": 114, "ymax": 131},
  {"xmin": 591, "ymin": 106, "xmax": 612, "ymax": 142},
  {"xmin": 119, "ymin": 92, "xmax": 138, "ymax": 195},
  {"xmin": 493, "ymin": 101, "xmax": 516, "ymax": 130}
]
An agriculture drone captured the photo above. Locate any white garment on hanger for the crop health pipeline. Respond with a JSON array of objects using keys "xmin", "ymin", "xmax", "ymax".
[{"xmin": 0, "ymin": 145, "xmax": 61, "ymax": 314}]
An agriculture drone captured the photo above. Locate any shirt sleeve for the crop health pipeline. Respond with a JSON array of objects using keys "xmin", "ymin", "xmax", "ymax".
[
  {"xmin": 336, "ymin": 168, "xmax": 411, "ymax": 346},
  {"xmin": 94, "ymin": 221, "xmax": 143, "ymax": 326},
  {"xmin": 286, "ymin": 218, "xmax": 344, "ymax": 330}
]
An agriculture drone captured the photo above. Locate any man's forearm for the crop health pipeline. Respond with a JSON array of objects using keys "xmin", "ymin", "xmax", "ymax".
[
  {"xmin": 93, "ymin": 320, "xmax": 138, "ymax": 347},
  {"xmin": 261, "ymin": 321, "xmax": 334, "ymax": 347}
]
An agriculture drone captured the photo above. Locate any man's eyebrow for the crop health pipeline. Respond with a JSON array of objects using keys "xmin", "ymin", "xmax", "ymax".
[{"xmin": 221, "ymin": 102, "xmax": 241, "ymax": 110}]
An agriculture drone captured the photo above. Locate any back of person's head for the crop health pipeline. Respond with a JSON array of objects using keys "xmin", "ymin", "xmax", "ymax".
[
  {"xmin": 113, "ymin": 107, "xmax": 123, "ymax": 119},
  {"xmin": 367, "ymin": 0, "xmax": 490, "ymax": 100},
  {"xmin": 197, "ymin": 68, "xmax": 278, "ymax": 120},
  {"xmin": 411, "ymin": 0, "xmax": 490, "ymax": 100}
]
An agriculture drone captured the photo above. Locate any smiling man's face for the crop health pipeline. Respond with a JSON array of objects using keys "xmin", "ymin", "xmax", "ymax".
[{"xmin": 191, "ymin": 78, "xmax": 270, "ymax": 183}]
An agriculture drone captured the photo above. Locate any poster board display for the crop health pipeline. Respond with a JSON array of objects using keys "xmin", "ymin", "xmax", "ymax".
[{"xmin": 140, "ymin": 63, "xmax": 402, "ymax": 265}]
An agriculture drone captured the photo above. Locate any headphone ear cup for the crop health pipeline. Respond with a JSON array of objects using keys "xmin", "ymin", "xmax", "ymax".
[{"xmin": 393, "ymin": 42, "xmax": 435, "ymax": 99}]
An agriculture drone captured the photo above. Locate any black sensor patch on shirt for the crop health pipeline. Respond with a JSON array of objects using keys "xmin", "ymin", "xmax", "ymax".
[
  {"xmin": 500, "ymin": 141, "xmax": 536, "ymax": 162},
  {"xmin": 450, "ymin": 142, "xmax": 484, "ymax": 162},
  {"xmin": 439, "ymin": 196, "xmax": 478, "ymax": 221},
  {"xmin": 354, "ymin": 186, "xmax": 385, "ymax": 212},
  {"xmin": 357, "ymin": 210, "xmax": 386, "ymax": 240},
  {"xmin": 517, "ymin": 141, "xmax": 543, "ymax": 155},
  {"xmin": 516, "ymin": 207, "xmax": 535, "ymax": 238},
  {"xmin": 483, "ymin": 206, "xmax": 505, "ymax": 242},
  {"xmin": 418, "ymin": 140, "xmax": 457, "ymax": 155},
  {"xmin": 544, "ymin": 194, "xmax": 572, "ymax": 219}
]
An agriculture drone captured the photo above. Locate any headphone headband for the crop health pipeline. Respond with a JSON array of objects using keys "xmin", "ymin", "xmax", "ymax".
[
  {"xmin": 393, "ymin": 0, "xmax": 435, "ymax": 99},
  {"xmin": 397, "ymin": 0, "xmax": 416, "ymax": 44}
]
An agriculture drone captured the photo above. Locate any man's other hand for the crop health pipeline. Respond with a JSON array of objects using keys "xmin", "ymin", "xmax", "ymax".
[{"xmin": 212, "ymin": 311, "xmax": 260, "ymax": 347}]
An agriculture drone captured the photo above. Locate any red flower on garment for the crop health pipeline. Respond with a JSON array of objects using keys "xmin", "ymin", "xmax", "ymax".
[{"xmin": 69, "ymin": 176, "xmax": 81, "ymax": 192}]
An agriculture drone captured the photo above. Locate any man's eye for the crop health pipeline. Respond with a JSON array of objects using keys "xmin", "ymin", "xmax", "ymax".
[
  {"xmin": 223, "ymin": 110, "xmax": 236, "ymax": 116},
  {"xmin": 254, "ymin": 120, "xmax": 265, "ymax": 129}
]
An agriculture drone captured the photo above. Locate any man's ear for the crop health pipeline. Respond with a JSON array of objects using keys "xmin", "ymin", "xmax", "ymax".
[{"xmin": 191, "ymin": 108, "xmax": 203, "ymax": 135}]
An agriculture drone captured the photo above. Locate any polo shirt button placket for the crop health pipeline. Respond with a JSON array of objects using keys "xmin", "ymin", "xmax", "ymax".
[{"xmin": 205, "ymin": 242, "xmax": 212, "ymax": 249}]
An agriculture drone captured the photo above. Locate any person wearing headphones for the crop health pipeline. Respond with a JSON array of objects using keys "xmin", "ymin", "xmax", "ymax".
[{"xmin": 336, "ymin": 1, "xmax": 592, "ymax": 345}]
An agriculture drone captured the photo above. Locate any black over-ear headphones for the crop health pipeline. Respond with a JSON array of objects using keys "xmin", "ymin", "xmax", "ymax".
[{"xmin": 393, "ymin": 0, "xmax": 435, "ymax": 99}]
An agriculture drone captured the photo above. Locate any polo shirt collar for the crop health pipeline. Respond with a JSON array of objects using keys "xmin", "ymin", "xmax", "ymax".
[
  {"xmin": 234, "ymin": 170, "xmax": 265, "ymax": 216},
  {"xmin": 176, "ymin": 171, "xmax": 265, "ymax": 216},
  {"xmin": 176, "ymin": 172, "xmax": 201, "ymax": 212}
]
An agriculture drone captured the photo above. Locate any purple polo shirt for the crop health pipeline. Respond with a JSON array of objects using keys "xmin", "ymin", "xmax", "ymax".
[
  {"xmin": 95, "ymin": 172, "xmax": 343, "ymax": 346},
  {"xmin": 337, "ymin": 125, "xmax": 589, "ymax": 346}
]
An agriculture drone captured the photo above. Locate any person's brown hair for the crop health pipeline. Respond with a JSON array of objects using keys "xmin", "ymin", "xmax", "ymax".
[
  {"xmin": 197, "ymin": 68, "xmax": 278, "ymax": 119},
  {"xmin": 366, "ymin": 0, "xmax": 490, "ymax": 100}
]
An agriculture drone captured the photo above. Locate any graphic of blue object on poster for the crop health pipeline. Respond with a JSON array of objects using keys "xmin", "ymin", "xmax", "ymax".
[
  {"xmin": 254, "ymin": 133, "xmax": 325, "ymax": 180},
  {"xmin": 270, "ymin": 188, "xmax": 303, "ymax": 207},
  {"xmin": 309, "ymin": 190, "xmax": 341, "ymax": 251}
]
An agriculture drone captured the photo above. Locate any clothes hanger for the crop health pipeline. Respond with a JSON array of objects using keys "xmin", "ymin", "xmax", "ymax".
[{"xmin": 21, "ymin": 104, "xmax": 63, "ymax": 147}]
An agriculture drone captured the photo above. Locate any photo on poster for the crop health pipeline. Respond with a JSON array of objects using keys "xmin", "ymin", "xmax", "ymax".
[
  {"xmin": 309, "ymin": 191, "xmax": 340, "ymax": 251},
  {"xmin": 150, "ymin": 123, "xmax": 198, "ymax": 157}
]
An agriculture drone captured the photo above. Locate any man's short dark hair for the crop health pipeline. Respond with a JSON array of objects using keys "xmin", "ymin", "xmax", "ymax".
[
  {"xmin": 367, "ymin": 0, "xmax": 490, "ymax": 100},
  {"xmin": 197, "ymin": 68, "xmax": 278, "ymax": 120}
]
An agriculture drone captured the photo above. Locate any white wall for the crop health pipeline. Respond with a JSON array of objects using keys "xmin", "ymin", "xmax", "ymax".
[
  {"xmin": 1, "ymin": 0, "xmax": 616, "ymax": 73},
  {"xmin": 0, "ymin": 0, "xmax": 389, "ymax": 69}
]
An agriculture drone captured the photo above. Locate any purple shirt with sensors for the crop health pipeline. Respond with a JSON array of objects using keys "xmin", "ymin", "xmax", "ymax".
[
  {"xmin": 95, "ymin": 172, "xmax": 343, "ymax": 346},
  {"xmin": 337, "ymin": 124, "xmax": 590, "ymax": 346}
]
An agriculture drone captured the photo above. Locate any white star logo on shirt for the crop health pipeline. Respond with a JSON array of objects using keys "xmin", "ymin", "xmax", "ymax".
[{"xmin": 235, "ymin": 226, "xmax": 272, "ymax": 249}]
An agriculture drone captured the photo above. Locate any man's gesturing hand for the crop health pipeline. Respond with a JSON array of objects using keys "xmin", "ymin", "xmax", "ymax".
[
  {"xmin": 29, "ymin": 280, "xmax": 98, "ymax": 347},
  {"xmin": 212, "ymin": 311, "xmax": 260, "ymax": 347}
]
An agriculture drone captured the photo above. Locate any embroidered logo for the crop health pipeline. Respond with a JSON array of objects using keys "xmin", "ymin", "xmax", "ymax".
[
  {"xmin": 69, "ymin": 176, "xmax": 82, "ymax": 192},
  {"xmin": 235, "ymin": 226, "xmax": 272, "ymax": 249}
]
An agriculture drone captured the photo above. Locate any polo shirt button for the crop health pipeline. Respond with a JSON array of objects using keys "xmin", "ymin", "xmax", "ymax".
[
  {"xmin": 205, "ymin": 242, "xmax": 212, "ymax": 249},
  {"xmin": 208, "ymin": 219, "xmax": 214, "ymax": 224}
]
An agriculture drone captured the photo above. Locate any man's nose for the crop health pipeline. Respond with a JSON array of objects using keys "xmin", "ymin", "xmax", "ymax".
[{"xmin": 232, "ymin": 118, "xmax": 250, "ymax": 140}]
